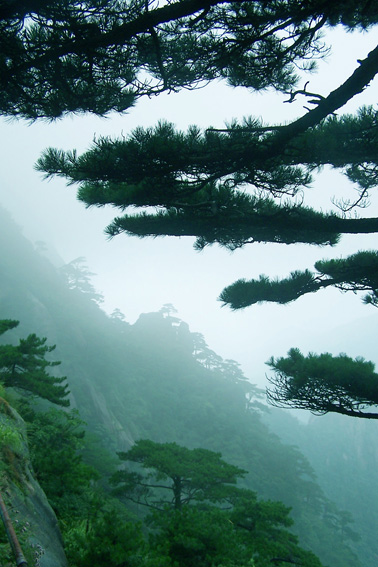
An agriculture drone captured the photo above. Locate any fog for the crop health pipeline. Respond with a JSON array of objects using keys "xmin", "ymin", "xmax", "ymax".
[{"xmin": 1, "ymin": 26, "xmax": 377, "ymax": 385}]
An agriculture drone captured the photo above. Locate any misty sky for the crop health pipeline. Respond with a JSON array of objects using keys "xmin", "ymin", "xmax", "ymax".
[{"xmin": 0, "ymin": 25, "xmax": 377, "ymax": 386}]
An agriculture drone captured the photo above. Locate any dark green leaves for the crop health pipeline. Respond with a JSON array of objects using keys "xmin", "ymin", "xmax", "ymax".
[
  {"xmin": 0, "ymin": 0, "xmax": 344, "ymax": 119},
  {"xmin": 113, "ymin": 439, "xmax": 246, "ymax": 510},
  {"xmin": 0, "ymin": 320, "xmax": 70, "ymax": 406},
  {"xmin": 0, "ymin": 319, "xmax": 19, "ymax": 336},
  {"xmin": 104, "ymin": 196, "xmax": 346, "ymax": 250},
  {"xmin": 112, "ymin": 439, "xmax": 323, "ymax": 567},
  {"xmin": 219, "ymin": 270, "xmax": 319, "ymax": 309},
  {"xmin": 267, "ymin": 348, "xmax": 378, "ymax": 418},
  {"xmin": 220, "ymin": 251, "xmax": 378, "ymax": 309}
]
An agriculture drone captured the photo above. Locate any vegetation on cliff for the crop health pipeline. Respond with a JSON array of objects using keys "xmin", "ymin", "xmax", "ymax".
[{"xmin": 0, "ymin": 207, "xmax": 364, "ymax": 567}]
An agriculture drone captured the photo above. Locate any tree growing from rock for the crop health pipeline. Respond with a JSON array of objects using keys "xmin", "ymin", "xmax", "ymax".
[
  {"xmin": 0, "ymin": 320, "xmax": 70, "ymax": 406},
  {"xmin": 60, "ymin": 257, "xmax": 104, "ymax": 304}
]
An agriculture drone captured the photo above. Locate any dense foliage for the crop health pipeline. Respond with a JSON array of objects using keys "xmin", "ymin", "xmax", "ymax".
[
  {"xmin": 37, "ymin": 104, "xmax": 378, "ymax": 251},
  {"xmin": 0, "ymin": 319, "xmax": 70, "ymax": 406},
  {"xmin": 0, "ymin": 358, "xmax": 324, "ymax": 566},
  {"xmin": 35, "ymin": 28, "xmax": 378, "ymax": 423},
  {"xmin": 112, "ymin": 440, "xmax": 323, "ymax": 567},
  {"xmin": 267, "ymin": 349, "xmax": 378, "ymax": 419},
  {"xmin": 220, "ymin": 251, "xmax": 378, "ymax": 309},
  {"xmin": 2, "ymin": 1, "xmax": 378, "ymax": 119},
  {"xmin": 112, "ymin": 439, "xmax": 247, "ymax": 510},
  {"xmin": 34, "ymin": 2, "xmax": 378, "ymax": 436},
  {"xmin": 35, "ymin": 31, "xmax": 378, "ymax": 320}
]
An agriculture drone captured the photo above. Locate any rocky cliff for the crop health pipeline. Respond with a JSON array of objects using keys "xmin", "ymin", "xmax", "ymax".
[{"xmin": 0, "ymin": 397, "xmax": 67, "ymax": 567}]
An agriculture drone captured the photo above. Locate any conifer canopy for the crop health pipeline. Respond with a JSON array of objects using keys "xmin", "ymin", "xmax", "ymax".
[
  {"xmin": 0, "ymin": 320, "xmax": 70, "ymax": 406},
  {"xmin": 3, "ymin": 0, "xmax": 378, "ymax": 119},
  {"xmin": 267, "ymin": 349, "xmax": 378, "ymax": 419}
]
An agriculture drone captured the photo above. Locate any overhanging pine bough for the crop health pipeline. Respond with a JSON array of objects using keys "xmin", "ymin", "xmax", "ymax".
[
  {"xmin": 219, "ymin": 251, "xmax": 378, "ymax": 309},
  {"xmin": 35, "ymin": 39, "xmax": 378, "ymax": 318},
  {"xmin": 28, "ymin": 3, "xmax": 378, "ymax": 420},
  {"xmin": 267, "ymin": 349, "xmax": 378, "ymax": 419},
  {"xmin": 1, "ymin": 0, "xmax": 343, "ymax": 119}
]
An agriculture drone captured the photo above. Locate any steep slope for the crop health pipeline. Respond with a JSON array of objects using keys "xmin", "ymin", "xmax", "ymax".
[
  {"xmin": 0, "ymin": 206, "xmax": 362, "ymax": 567},
  {"xmin": 0, "ymin": 397, "xmax": 67, "ymax": 567}
]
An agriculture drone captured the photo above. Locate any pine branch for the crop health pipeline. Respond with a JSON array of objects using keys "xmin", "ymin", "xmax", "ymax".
[
  {"xmin": 266, "ymin": 44, "xmax": 378, "ymax": 153},
  {"xmin": 3, "ymin": 0, "xmax": 226, "ymax": 75}
]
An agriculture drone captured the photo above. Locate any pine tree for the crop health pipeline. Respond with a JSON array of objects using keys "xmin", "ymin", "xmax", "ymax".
[
  {"xmin": 36, "ymin": 56, "xmax": 378, "ymax": 308},
  {"xmin": 60, "ymin": 257, "xmax": 104, "ymax": 304},
  {"xmin": 0, "ymin": 320, "xmax": 70, "ymax": 406},
  {"xmin": 111, "ymin": 439, "xmax": 247, "ymax": 511},
  {"xmin": 2, "ymin": 1, "xmax": 378, "ymax": 119},
  {"xmin": 266, "ymin": 349, "xmax": 378, "ymax": 419},
  {"xmin": 111, "ymin": 439, "xmax": 323, "ymax": 567}
]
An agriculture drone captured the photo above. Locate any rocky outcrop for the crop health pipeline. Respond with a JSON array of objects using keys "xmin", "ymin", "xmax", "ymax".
[{"xmin": 0, "ymin": 398, "xmax": 67, "ymax": 567}]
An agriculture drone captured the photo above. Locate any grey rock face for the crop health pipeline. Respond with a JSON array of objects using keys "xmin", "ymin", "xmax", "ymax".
[{"xmin": 0, "ymin": 400, "xmax": 68, "ymax": 567}]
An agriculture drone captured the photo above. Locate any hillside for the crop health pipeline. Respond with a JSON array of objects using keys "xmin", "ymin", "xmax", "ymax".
[
  {"xmin": 0, "ymin": 206, "xmax": 362, "ymax": 567},
  {"xmin": 0, "ymin": 397, "xmax": 67, "ymax": 566}
]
